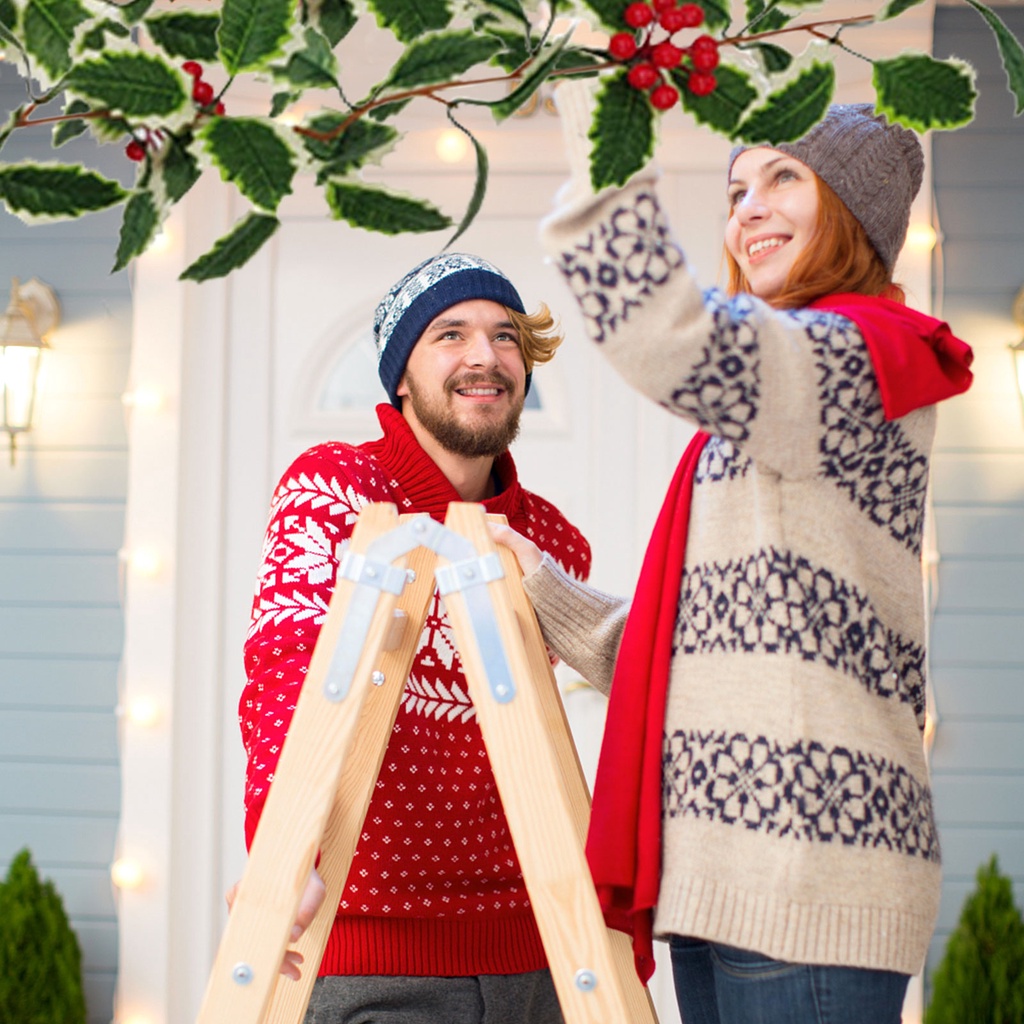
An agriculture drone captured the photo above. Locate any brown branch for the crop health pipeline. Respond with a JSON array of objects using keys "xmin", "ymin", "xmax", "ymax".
[{"xmin": 724, "ymin": 14, "xmax": 874, "ymax": 47}]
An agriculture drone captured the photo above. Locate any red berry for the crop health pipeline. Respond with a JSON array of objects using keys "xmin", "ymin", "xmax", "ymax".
[
  {"xmin": 691, "ymin": 39, "xmax": 719, "ymax": 71},
  {"xmin": 687, "ymin": 70, "xmax": 717, "ymax": 96},
  {"xmin": 609, "ymin": 32, "xmax": 639, "ymax": 60},
  {"xmin": 651, "ymin": 41, "xmax": 683, "ymax": 69},
  {"xmin": 624, "ymin": 2, "xmax": 654, "ymax": 27},
  {"xmin": 692, "ymin": 33, "xmax": 718, "ymax": 52},
  {"xmin": 659, "ymin": 8, "xmax": 688, "ymax": 32},
  {"xmin": 678, "ymin": 3, "xmax": 704, "ymax": 27},
  {"xmin": 125, "ymin": 140, "xmax": 146, "ymax": 162},
  {"xmin": 627, "ymin": 63, "xmax": 660, "ymax": 90},
  {"xmin": 652, "ymin": 0, "xmax": 676, "ymax": 10},
  {"xmin": 192, "ymin": 79, "xmax": 215, "ymax": 105},
  {"xmin": 214, "ymin": 101, "xmax": 226, "ymax": 116},
  {"xmin": 650, "ymin": 83, "xmax": 680, "ymax": 110},
  {"xmin": 182, "ymin": 61, "xmax": 203, "ymax": 78}
]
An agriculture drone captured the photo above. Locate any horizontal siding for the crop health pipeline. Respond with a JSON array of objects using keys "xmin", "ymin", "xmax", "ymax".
[
  {"xmin": 0, "ymin": 656, "xmax": 119, "ymax": 708},
  {"xmin": 0, "ymin": 59, "xmax": 129, "ymax": 1024},
  {"xmin": 0, "ymin": 502, "xmax": 125, "ymax": 552},
  {"xmin": 0, "ymin": 763, "xmax": 119, "ymax": 815},
  {"xmin": 928, "ymin": 4, "xmax": 1024, "ymax": 1002}
]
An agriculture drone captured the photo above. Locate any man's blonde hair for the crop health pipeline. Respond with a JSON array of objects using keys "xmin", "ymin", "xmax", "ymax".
[{"xmin": 505, "ymin": 304, "xmax": 563, "ymax": 373}]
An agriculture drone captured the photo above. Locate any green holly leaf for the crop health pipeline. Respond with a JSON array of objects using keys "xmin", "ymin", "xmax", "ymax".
[
  {"xmin": 961, "ymin": 0, "xmax": 1024, "ymax": 116},
  {"xmin": 201, "ymin": 117, "xmax": 296, "ymax": 212},
  {"xmin": 145, "ymin": 12, "xmax": 220, "ymax": 61},
  {"xmin": 576, "ymin": 0, "xmax": 628, "ymax": 31},
  {"xmin": 445, "ymin": 124, "xmax": 487, "ymax": 248},
  {"xmin": 79, "ymin": 18, "xmax": 131, "ymax": 53},
  {"xmin": 22, "ymin": 0, "xmax": 90, "ymax": 81},
  {"xmin": 52, "ymin": 98, "xmax": 90, "ymax": 147},
  {"xmin": 118, "ymin": 0, "xmax": 155, "ymax": 24},
  {"xmin": 0, "ymin": 0, "xmax": 16, "ymax": 30},
  {"xmin": 473, "ymin": 0, "xmax": 530, "ymax": 27},
  {"xmin": 368, "ymin": 98, "xmax": 412, "ymax": 121},
  {"xmin": 0, "ymin": 162, "xmax": 126, "ymax": 221},
  {"xmin": 873, "ymin": 53, "xmax": 976, "ymax": 131},
  {"xmin": 275, "ymin": 26, "xmax": 339, "ymax": 90},
  {"xmin": 218, "ymin": 0, "xmax": 295, "ymax": 75},
  {"xmin": 590, "ymin": 72, "xmax": 654, "ymax": 189},
  {"xmin": 734, "ymin": 59, "xmax": 835, "ymax": 143},
  {"xmin": 878, "ymin": 0, "xmax": 927, "ymax": 19},
  {"xmin": 752, "ymin": 43, "xmax": 793, "ymax": 73},
  {"xmin": 301, "ymin": 113, "xmax": 399, "ymax": 180},
  {"xmin": 485, "ymin": 33, "xmax": 572, "ymax": 121},
  {"xmin": 158, "ymin": 132, "xmax": 201, "ymax": 203},
  {"xmin": 697, "ymin": 0, "xmax": 731, "ymax": 32},
  {"xmin": 676, "ymin": 63, "xmax": 757, "ymax": 136},
  {"xmin": 303, "ymin": 0, "xmax": 357, "ymax": 46},
  {"xmin": 743, "ymin": 0, "xmax": 790, "ymax": 33},
  {"xmin": 180, "ymin": 213, "xmax": 280, "ymax": 282},
  {"xmin": 385, "ymin": 29, "xmax": 502, "ymax": 90},
  {"xmin": 325, "ymin": 182, "xmax": 452, "ymax": 234},
  {"xmin": 367, "ymin": 0, "xmax": 453, "ymax": 44},
  {"xmin": 65, "ymin": 52, "xmax": 189, "ymax": 118},
  {"xmin": 113, "ymin": 191, "xmax": 160, "ymax": 272},
  {"xmin": 269, "ymin": 90, "xmax": 301, "ymax": 118}
]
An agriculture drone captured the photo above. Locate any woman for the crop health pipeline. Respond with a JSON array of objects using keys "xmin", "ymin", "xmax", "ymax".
[{"xmin": 495, "ymin": 97, "xmax": 974, "ymax": 1024}]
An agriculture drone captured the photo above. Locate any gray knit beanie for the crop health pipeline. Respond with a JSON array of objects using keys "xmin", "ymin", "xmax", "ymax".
[
  {"xmin": 729, "ymin": 103, "xmax": 924, "ymax": 273},
  {"xmin": 373, "ymin": 252, "xmax": 528, "ymax": 408}
]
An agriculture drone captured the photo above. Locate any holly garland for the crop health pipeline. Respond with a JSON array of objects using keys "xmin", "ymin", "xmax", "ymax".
[{"xmin": 0, "ymin": 0, "xmax": 1019, "ymax": 282}]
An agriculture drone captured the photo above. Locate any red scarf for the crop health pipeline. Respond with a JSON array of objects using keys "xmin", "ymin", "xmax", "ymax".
[{"xmin": 584, "ymin": 297, "xmax": 973, "ymax": 982}]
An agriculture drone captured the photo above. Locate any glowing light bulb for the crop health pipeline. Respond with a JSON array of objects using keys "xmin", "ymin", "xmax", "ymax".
[
  {"xmin": 127, "ymin": 696, "xmax": 161, "ymax": 727},
  {"xmin": 122, "ymin": 386, "xmax": 164, "ymax": 412},
  {"xmin": 435, "ymin": 128, "xmax": 469, "ymax": 164},
  {"xmin": 120, "ymin": 547, "xmax": 162, "ymax": 577},
  {"xmin": 111, "ymin": 858, "xmax": 144, "ymax": 890},
  {"xmin": 905, "ymin": 223, "xmax": 938, "ymax": 253}
]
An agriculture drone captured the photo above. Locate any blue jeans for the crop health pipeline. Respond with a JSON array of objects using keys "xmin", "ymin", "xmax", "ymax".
[{"xmin": 670, "ymin": 937, "xmax": 910, "ymax": 1024}]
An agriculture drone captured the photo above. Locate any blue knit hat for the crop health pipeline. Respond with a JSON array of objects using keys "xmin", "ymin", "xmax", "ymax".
[{"xmin": 373, "ymin": 253, "xmax": 528, "ymax": 408}]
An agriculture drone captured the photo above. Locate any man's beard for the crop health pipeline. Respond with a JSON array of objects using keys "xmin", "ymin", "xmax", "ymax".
[{"xmin": 404, "ymin": 370, "xmax": 524, "ymax": 458}]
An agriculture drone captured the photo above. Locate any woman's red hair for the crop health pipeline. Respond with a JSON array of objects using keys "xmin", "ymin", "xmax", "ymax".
[{"xmin": 725, "ymin": 175, "xmax": 905, "ymax": 309}]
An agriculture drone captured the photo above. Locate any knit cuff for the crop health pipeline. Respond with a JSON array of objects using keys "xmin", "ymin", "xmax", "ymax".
[{"xmin": 522, "ymin": 552, "xmax": 630, "ymax": 696}]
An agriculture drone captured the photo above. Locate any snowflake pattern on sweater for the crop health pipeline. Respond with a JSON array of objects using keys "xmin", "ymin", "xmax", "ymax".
[{"xmin": 240, "ymin": 406, "xmax": 590, "ymax": 974}]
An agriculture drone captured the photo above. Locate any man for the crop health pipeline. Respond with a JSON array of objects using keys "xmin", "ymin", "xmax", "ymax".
[{"xmin": 239, "ymin": 253, "xmax": 591, "ymax": 1023}]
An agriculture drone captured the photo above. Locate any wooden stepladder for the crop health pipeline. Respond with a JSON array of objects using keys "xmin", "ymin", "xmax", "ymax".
[{"xmin": 197, "ymin": 502, "xmax": 659, "ymax": 1024}]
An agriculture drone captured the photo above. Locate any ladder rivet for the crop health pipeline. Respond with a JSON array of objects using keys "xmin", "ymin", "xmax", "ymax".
[
  {"xmin": 574, "ymin": 969, "xmax": 597, "ymax": 992},
  {"xmin": 495, "ymin": 685, "xmax": 509, "ymax": 698},
  {"xmin": 366, "ymin": 566, "xmax": 377, "ymax": 578},
  {"xmin": 372, "ymin": 671, "xmax": 386, "ymax": 686},
  {"xmin": 463, "ymin": 567, "xmax": 475, "ymax": 579},
  {"xmin": 232, "ymin": 962, "xmax": 254, "ymax": 986},
  {"xmin": 406, "ymin": 569, "xmax": 417, "ymax": 583}
]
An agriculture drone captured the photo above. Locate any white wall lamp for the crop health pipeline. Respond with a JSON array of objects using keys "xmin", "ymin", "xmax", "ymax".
[
  {"xmin": 1011, "ymin": 285, "xmax": 1024, "ymax": 422},
  {"xmin": 0, "ymin": 277, "xmax": 60, "ymax": 464}
]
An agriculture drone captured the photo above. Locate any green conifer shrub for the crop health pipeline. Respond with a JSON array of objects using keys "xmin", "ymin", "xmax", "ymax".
[
  {"xmin": 926, "ymin": 854, "xmax": 1024, "ymax": 1024},
  {"xmin": 0, "ymin": 848, "xmax": 87, "ymax": 1024}
]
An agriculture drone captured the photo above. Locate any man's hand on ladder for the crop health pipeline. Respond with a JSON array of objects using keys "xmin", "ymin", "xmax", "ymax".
[{"xmin": 225, "ymin": 867, "xmax": 327, "ymax": 980}]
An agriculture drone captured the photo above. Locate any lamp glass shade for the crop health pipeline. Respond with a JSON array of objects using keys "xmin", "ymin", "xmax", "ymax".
[{"xmin": 1, "ymin": 339, "xmax": 43, "ymax": 435}]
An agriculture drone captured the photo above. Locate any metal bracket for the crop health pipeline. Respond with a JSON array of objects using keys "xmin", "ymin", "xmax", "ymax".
[
  {"xmin": 323, "ymin": 515, "xmax": 516, "ymax": 706},
  {"xmin": 323, "ymin": 517, "xmax": 432, "ymax": 703}
]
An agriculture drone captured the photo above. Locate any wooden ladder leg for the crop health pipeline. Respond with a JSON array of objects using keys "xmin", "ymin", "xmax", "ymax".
[
  {"xmin": 196, "ymin": 504, "xmax": 406, "ymax": 1024},
  {"xmin": 441, "ymin": 505, "xmax": 660, "ymax": 1024},
  {"xmin": 261, "ymin": 537, "xmax": 439, "ymax": 1024},
  {"xmin": 487, "ymin": 517, "xmax": 659, "ymax": 1024}
]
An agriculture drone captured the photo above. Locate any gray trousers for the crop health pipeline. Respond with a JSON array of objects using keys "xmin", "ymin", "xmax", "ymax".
[{"xmin": 302, "ymin": 970, "xmax": 564, "ymax": 1024}]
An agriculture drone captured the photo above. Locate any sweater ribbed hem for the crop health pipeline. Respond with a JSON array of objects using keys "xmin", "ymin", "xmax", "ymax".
[
  {"xmin": 654, "ymin": 875, "xmax": 937, "ymax": 975},
  {"xmin": 318, "ymin": 914, "xmax": 549, "ymax": 977}
]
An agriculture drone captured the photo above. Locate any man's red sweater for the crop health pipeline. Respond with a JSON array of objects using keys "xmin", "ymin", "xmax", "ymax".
[{"xmin": 240, "ymin": 404, "xmax": 591, "ymax": 976}]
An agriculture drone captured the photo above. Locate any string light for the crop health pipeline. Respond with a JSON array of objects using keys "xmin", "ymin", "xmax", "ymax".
[
  {"xmin": 111, "ymin": 858, "xmax": 144, "ymax": 890},
  {"xmin": 904, "ymin": 222, "xmax": 938, "ymax": 253},
  {"xmin": 122, "ymin": 386, "xmax": 164, "ymax": 412},
  {"xmin": 435, "ymin": 128, "xmax": 469, "ymax": 164},
  {"xmin": 126, "ymin": 696, "xmax": 161, "ymax": 728},
  {"xmin": 119, "ymin": 546, "xmax": 162, "ymax": 577}
]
